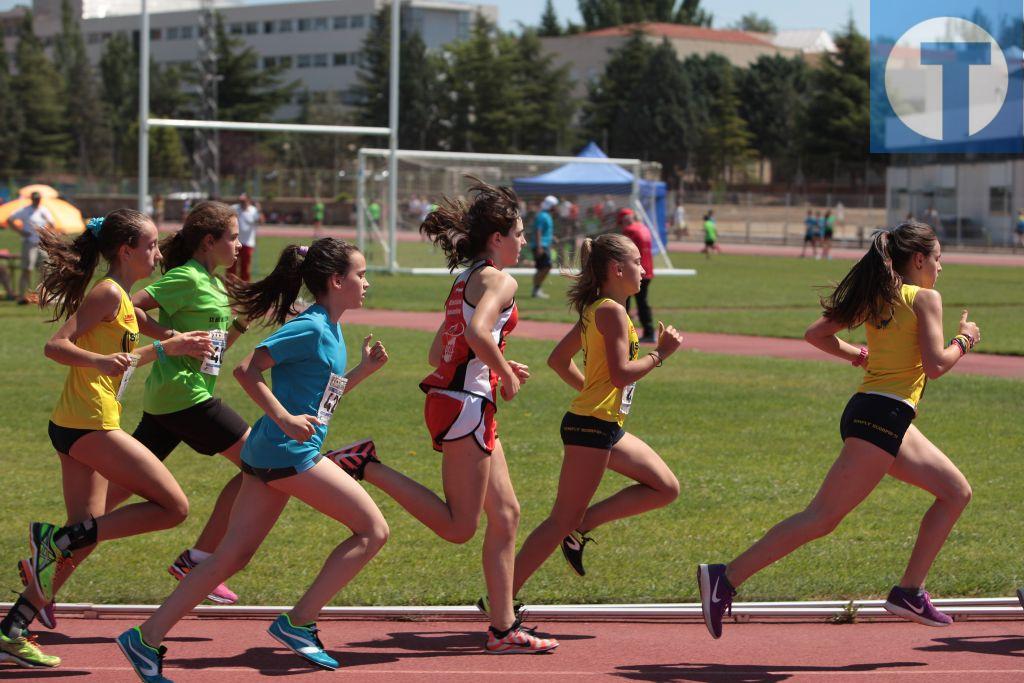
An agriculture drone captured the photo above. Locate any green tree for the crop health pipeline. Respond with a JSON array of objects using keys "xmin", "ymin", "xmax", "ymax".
[
  {"xmin": 0, "ymin": 50, "xmax": 21, "ymax": 172},
  {"xmin": 800, "ymin": 19, "xmax": 870, "ymax": 180},
  {"xmin": 739, "ymin": 55, "xmax": 808, "ymax": 181},
  {"xmin": 694, "ymin": 58, "xmax": 753, "ymax": 182},
  {"xmin": 352, "ymin": 6, "xmax": 445, "ymax": 149},
  {"xmin": 149, "ymin": 126, "xmax": 188, "ymax": 179},
  {"xmin": 539, "ymin": 0, "xmax": 562, "ymax": 36},
  {"xmin": 730, "ymin": 12, "xmax": 776, "ymax": 33},
  {"xmin": 578, "ymin": 0, "xmax": 711, "ymax": 31},
  {"xmin": 506, "ymin": 30, "xmax": 576, "ymax": 153},
  {"xmin": 13, "ymin": 12, "xmax": 71, "ymax": 173},
  {"xmin": 99, "ymin": 32, "xmax": 138, "ymax": 173},
  {"xmin": 57, "ymin": 0, "xmax": 113, "ymax": 176},
  {"xmin": 673, "ymin": 0, "xmax": 712, "ymax": 26}
]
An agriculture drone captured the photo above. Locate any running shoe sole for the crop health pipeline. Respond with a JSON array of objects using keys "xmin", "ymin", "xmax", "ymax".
[
  {"xmin": 485, "ymin": 642, "xmax": 558, "ymax": 655},
  {"xmin": 167, "ymin": 564, "xmax": 237, "ymax": 604},
  {"xmin": 267, "ymin": 628, "xmax": 337, "ymax": 671},
  {"xmin": 17, "ymin": 559, "xmax": 56, "ymax": 629},
  {"xmin": 882, "ymin": 601, "xmax": 951, "ymax": 627}
]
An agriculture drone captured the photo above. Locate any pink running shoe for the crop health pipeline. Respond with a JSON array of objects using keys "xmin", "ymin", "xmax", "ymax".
[
  {"xmin": 17, "ymin": 558, "xmax": 56, "ymax": 629},
  {"xmin": 485, "ymin": 620, "xmax": 559, "ymax": 654},
  {"xmin": 168, "ymin": 550, "xmax": 239, "ymax": 604}
]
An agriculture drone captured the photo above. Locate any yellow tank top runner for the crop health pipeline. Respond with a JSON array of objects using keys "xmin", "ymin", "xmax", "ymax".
[
  {"xmin": 857, "ymin": 283, "xmax": 927, "ymax": 408},
  {"xmin": 569, "ymin": 298, "xmax": 640, "ymax": 426},
  {"xmin": 51, "ymin": 278, "xmax": 140, "ymax": 431}
]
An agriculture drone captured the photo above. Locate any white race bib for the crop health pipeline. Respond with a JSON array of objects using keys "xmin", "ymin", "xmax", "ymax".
[
  {"xmin": 317, "ymin": 373, "xmax": 348, "ymax": 424},
  {"xmin": 116, "ymin": 354, "xmax": 141, "ymax": 401},
  {"xmin": 619, "ymin": 382, "xmax": 636, "ymax": 416},
  {"xmin": 200, "ymin": 329, "xmax": 228, "ymax": 375}
]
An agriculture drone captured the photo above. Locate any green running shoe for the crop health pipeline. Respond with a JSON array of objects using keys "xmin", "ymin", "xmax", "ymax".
[
  {"xmin": 28, "ymin": 522, "xmax": 68, "ymax": 603},
  {"xmin": 0, "ymin": 631, "xmax": 60, "ymax": 668}
]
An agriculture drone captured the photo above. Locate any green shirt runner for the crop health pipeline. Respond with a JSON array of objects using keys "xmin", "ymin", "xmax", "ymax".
[{"xmin": 143, "ymin": 259, "xmax": 232, "ymax": 415}]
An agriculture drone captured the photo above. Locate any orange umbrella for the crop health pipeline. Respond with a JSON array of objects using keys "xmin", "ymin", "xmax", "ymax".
[
  {"xmin": 0, "ymin": 197, "xmax": 85, "ymax": 235},
  {"xmin": 18, "ymin": 184, "xmax": 60, "ymax": 200}
]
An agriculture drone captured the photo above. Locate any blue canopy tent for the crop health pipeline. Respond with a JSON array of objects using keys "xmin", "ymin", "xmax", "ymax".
[{"xmin": 512, "ymin": 141, "xmax": 668, "ymax": 251}]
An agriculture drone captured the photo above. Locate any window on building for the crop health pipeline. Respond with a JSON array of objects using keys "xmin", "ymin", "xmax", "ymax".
[
  {"xmin": 298, "ymin": 18, "xmax": 312, "ymax": 31},
  {"xmin": 180, "ymin": 26, "xmax": 193, "ymax": 39},
  {"xmin": 333, "ymin": 16, "xmax": 348, "ymax": 29},
  {"xmin": 166, "ymin": 26, "xmax": 179, "ymax": 40},
  {"xmin": 315, "ymin": 17, "xmax": 328, "ymax": 30},
  {"xmin": 246, "ymin": 22, "xmax": 259, "ymax": 34},
  {"xmin": 341, "ymin": 89, "xmax": 363, "ymax": 106},
  {"xmin": 279, "ymin": 55, "xmax": 293, "ymax": 68},
  {"xmin": 264, "ymin": 56, "xmax": 277, "ymax": 69},
  {"xmin": 350, "ymin": 15, "xmax": 365, "ymax": 28},
  {"xmin": 279, "ymin": 19, "xmax": 294, "ymax": 32},
  {"xmin": 990, "ymin": 187, "xmax": 1010, "ymax": 215},
  {"xmin": 149, "ymin": 28, "xmax": 161, "ymax": 40},
  {"xmin": 313, "ymin": 53, "xmax": 327, "ymax": 67},
  {"xmin": 230, "ymin": 22, "xmax": 243, "ymax": 34},
  {"xmin": 333, "ymin": 52, "xmax": 347, "ymax": 66},
  {"xmin": 264, "ymin": 21, "xmax": 275, "ymax": 34},
  {"xmin": 297, "ymin": 54, "xmax": 311, "ymax": 68},
  {"xmin": 88, "ymin": 32, "xmax": 102, "ymax": 44},
  {"xmin": 312, "ymin": 91, "xmax": 327, "ymax": 104}
]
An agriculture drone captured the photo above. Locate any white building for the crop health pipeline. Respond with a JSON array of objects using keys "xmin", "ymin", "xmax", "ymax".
[{"xmin": 2, "ymin": 0, "xmax": 497, "ymax": 117}]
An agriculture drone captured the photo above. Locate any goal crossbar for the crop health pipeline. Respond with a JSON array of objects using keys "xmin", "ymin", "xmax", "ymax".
[{"xmin": 148, "ymin": 118, "xmax": 390, "ymax": 137}]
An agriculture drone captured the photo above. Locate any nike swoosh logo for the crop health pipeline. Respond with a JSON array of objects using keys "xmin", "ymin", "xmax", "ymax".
[
  {"xmin": 711, "ymin": 576, "xmax": 721, "ymax": 604},
  {"xmin": 908, "ymin": 601, "xmax": 926, "ymax": 614},
  {"xmin": 126, "ymin": 638, "xmax": 159, "ymax": 676},
  {"xmin": 564, "ymin": 537, "xmax": 581, "ymax": 551}
]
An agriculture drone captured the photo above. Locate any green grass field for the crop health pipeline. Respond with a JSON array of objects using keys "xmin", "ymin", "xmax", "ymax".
[{"xmin": 0, "ymin": 227, "xmax": 1021, "ymax": 605}]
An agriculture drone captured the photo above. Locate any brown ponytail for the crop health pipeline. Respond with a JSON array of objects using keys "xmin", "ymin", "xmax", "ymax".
[
  {"xmin": 566, "ymin": 233, "xmax": 636, "ymax": 319},
  {"xmin": 228, "ymin": 237, "xmax": 360, "ymax": 325},
  {"xmin": 419, "ymin": 176, "xmax": 520, "ymax": 271},
  {"xmin": 821, "ymin": 220, "xmax": 937, "ymax": 327},
  {"xmin": 38, "ymin": 208, "xmax": 150, "ymax": 321},
  {"xmin": 160, "ymin": 200, "xmax": 236, "ymax": 272}
]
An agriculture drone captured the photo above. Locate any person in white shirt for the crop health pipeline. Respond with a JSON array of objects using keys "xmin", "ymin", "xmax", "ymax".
[
  {"xmin": 8, "ymin": 191, "xmax": 55, "ymax": 304},
  {"xmin": 673, "ymin": 201, "xmax": 688, "ymax": 239},
  {"xmin": 228, "ymin": 193, "xmax": 261, "ymax": 281}
]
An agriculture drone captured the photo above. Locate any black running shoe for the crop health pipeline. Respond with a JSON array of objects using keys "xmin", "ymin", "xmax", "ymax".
[
  {"xmin": 560, "ymin": 530, "xmax": 595, "ymax": 576},
  {"xmin": 1016, "ymin": 588, "xmax": 1024, "ymax": 611},
  {"xmin": 325, "ymin": 439, "xmax": 379, "ymax": 480}
]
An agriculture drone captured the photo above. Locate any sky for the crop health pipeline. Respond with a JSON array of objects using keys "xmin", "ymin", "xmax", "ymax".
[{"xmin": 0, "ymin": 0, "xmax": 869, "ymax": 34}]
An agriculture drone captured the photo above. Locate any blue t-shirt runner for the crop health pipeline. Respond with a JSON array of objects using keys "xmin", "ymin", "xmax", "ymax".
[
  {"xmin": 241, "ymin": 303, "xmax": 347, "ymax": 473},
  {"xmin": 534, "ymin": 210, "xmax": 554, "ymax": 249}
]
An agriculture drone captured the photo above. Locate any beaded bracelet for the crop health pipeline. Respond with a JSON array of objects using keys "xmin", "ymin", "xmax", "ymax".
[
  {"xmin": 950, "ymin": 336, "xmax": 968, "ymax": 356},
  {"xmin": 153, "ymin": 339, "xmax": 168, "ymax": 363}
]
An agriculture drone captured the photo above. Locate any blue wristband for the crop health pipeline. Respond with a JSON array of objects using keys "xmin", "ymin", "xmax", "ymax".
[{"xmin": 153, "ymin": 339, "xmax": 168, "ymax": 363}]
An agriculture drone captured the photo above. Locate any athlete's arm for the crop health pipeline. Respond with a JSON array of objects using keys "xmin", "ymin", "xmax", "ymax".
[
  {"xmin": 342, "ymin": 333, "xmax": 389, "ymax": 393},
  {"xmin": 428, "ymin": 320, "xmax": 445, "ymax": 367},
  {"xmin": 130, "ymin": 289, "xmax": 175, "ymax": 341},
  {"xmin": 466, "ymin": 268, "xmax": 519, "ymax": 400},
  {"xmin": 45, "ymin": 280, "xmax": 128, "ymax": 372},
  {"xmin": 548, "ymin": 322, "xmax": 585, "ymax": 392},
  {"xmin": 234, "ymin": 347, "xmax": 320, "ymax": 442},
  {"xmin": 597, "ymin": 303, "xmax": 681, "ymax": 388},
  {"xmin": 803, "ymin": 315, "xmax": 864, "ymax": 363},
  {"xmin": 915, "ymin": 290, "xmax": 980, "ymax": 379}
]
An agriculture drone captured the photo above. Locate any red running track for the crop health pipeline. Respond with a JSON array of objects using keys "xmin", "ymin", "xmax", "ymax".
[
  {"xmin": 10, "ymin": 616, "xmax": 1024, "ymax": 681},
  {"xmin": 345, "ymin": 309, "xmax": 1024, "ymax": 380}
]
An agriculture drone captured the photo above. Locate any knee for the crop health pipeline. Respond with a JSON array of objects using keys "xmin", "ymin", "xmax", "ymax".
[
  {"xmin": 550, "ymin": 508, "xmax": 587, "ymax": 536},
  {"xmin": 220, "ymin": 547, "xmax": 258, "ymax": 575},
  {"xmin": 443, "ymin": 521, "xmax": 479, "ymax": 545},
  {"xmin": 659, "ymin": 474, "xmax": 681, "ymax": 505},
  {"xmin": 489, "ymin": 500, "xmax": 521, "ymax": 538},
  {"xmin": 166, "ymin": 494, "xmax": 190, "ymax": 527},
  {"xmin": 801, "ymin": 507, "xmax": 843, "ymax": 539},
  {"xmin": 946, "ymin": 480, "xmax": 972, "ymax": 510},
  {"xmin": 363, "ymin": 519, "xmax": 390, "ymax": 552}
]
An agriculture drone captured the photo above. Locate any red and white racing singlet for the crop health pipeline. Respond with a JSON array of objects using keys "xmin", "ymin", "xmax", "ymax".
[{"xmin": 419, "ymin": 260, "xmax": 518, "ymax": 404}]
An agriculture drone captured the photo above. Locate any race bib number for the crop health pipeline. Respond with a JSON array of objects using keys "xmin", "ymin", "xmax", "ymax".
[
  {"xmin": 200, "ymin": 329, "xmax": 228, "ymax": 375},
  {"xmin": 619, "ymin": 382, "xmax": 637, "ymax": 416},
  {"xmin": 317, "ymin": 373, "xmax": 348, "ymax": 424},
  {"xmin": 115, "ymin": 354, "xmax": 141, "ymax": 401}
]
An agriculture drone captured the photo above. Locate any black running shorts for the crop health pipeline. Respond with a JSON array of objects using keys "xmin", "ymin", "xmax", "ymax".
[
  {"xmin": 48, "ymin": 421, "xmax": 97, "ymax": 455},
  {"xmin": 241, "ymin": 454, "xmax": 323, "ymax": 483},
  {"xmin": 839, "ymin": 393, "xmax": 915, "ymax": 457},
  {"xmin": 560, "ymin": 412, "xmax": 625, "ymax": 450},
  {"xmin": 533, "ymin": 247, "xmax": 552, "ymax": 270},
  {"xmin": 132, "ymin": 398, "xmax": 249, "ymax": 461}
]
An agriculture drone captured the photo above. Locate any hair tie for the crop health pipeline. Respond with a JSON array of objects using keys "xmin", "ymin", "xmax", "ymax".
[
  {"xmin": 298, "ymin": 245, "xmax": 309, "ymax": 256},
  {"xmin": 86, "ymin": 217, "xmax": 104, "ymax": 237}
]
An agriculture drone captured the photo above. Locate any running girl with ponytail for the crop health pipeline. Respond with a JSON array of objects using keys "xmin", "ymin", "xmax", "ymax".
[
  {"xmin": 0, "ymin": 210, "xmax": 211, "ymax": 670},
  {"xmin": 698, "ymin": 221, "xmax": 980, "ymax": 639},
  {"xmin": 117, "ymin": 238, "xmax": 390, "ymax": 680},
  {"xmin": 511, "ymin": 233, "xmax": 682, "ymax": 594},
  {"xmin": 325, "ymin": 178, "xmax": 559, "ymax": 654}
]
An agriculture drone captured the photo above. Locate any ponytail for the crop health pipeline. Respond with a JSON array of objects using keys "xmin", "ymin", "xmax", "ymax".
[
  {"xmin": 821, "ymin": 220, "xmax": 936, "ymax": 327},
  {"xmin": 160, "ymin": 200, "xmax": 235, "ymax": 272},
  {"xmin": 38, "ymin": 208, "xmax": 150, "ymax": 321},
  {"xmin": 228, "ymin": 237, "xmax": 359, "ymax": 326},
  {"xmin": 419, "ymin": 176, "xmax": 520, "ymax": 271},
  {"xmin": 566, "ymin": 233, "xmax": 635, "ymax": 319}
]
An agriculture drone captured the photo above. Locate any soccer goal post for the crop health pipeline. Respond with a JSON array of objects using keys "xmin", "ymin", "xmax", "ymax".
[{"xmin": 357, "ymin": 148, "xmax": 692, "ymax": 276}]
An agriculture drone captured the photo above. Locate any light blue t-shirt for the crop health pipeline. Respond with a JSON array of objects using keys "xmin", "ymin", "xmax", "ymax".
[
  {"xmin": 534, "ymin": 210, "xmax": 554, "ymax": 248},
  {"xmin": 241, "ymin": 304, "xmax": 347, "ymax": 470},
  {"xmin": 804, "ymin": 217, "xmax": 820, "ymax": 237}
]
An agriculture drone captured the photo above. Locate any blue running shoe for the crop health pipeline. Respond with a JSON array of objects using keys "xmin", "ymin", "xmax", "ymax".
[
  {"xmin": 267, "ymin": 613, "xmax": 338, "ymax": 670},
  {"xmin": 116, "ymin": 627, "xmax": 172, "ymax": 683}
]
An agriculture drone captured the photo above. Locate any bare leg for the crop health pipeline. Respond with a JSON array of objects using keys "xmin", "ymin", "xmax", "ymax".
[
  {"xmin": 275, "ymin": 460, "xmax": 389, "ymax": 625},
  {"xmin": 887, "ymin": 425, "xmax": 972, "ymax": 589},
  {"xmin": 140, "ymin": 473, "xmax": 288, "ymax": 645},
  {"xmin": 480, "ymin": 440, "xmax": 520, "ymax": 631},
  {"xmin": 191, "ymin": 430, "xmax": 248, "ymax": 553},
  {"xmin": 512, "ymin": 445, "xmax": 609, "ymax": 596},
  {"xmin": 725, "ymin": 438, "xmax": 893, "ymax": 588},
  {"xmin": 362, "ymin": 438, "xmax": 490, "ymax": 543},
  {"xmin": 577, "ymin": 432, "xmax": 679, "ymax": 533}
]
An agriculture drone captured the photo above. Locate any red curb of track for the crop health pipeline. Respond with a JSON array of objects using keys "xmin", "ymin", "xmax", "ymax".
[
  {"xmin": 345, "ymin": 309, "xmax": 1024, "ymax": 380},
  {"xmin": 13, "ymin": 615, "xmax": 1024, "ymax": 681}
]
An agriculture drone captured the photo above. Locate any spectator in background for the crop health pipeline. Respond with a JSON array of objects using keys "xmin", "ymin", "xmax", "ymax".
[
  {"xmin": 532, "ymin": 195, "xmax": 557, "ymax": 298},
  {"xmin": 1016, "ymin": 208, "xmax": 1024, "ymax": 251},
  {"xmin": 228, "ymin": 193, "xmax": 261, "ymax": 281},
  {"xmin": 8, "ymin": 191, "xmax": 55, "ymax": 304},
  {"xmin": 312, "ymin": 198, "xmax": 325, "ymax": 237},
  {"xmin": 924, "ymin": 205, "xmax": 943, "ymax": 238},
  {"xmin": 674, "ymin": 200, "xmax": 689, "ymax": 239},
  {"xmin": 619, "ymin": 208, "xmax": 656, "ymax": 343},
  {"xmin": 368, "ymin": 199, "xmax": 382, "ymax": 225},
  {"xmin": 154, "ymin": 194, "xmax": 166, "ymax": 227},
  {"xmin": 801, "ymin": 209, "xmax": 819, "ymax": 259},
  {"xmin": 702, "ymin": 210, "xmax": 721, "ymax": 258},
  {"xmin": 822, "ymin": 209, "xmax": 836, "ymax": 260}
]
